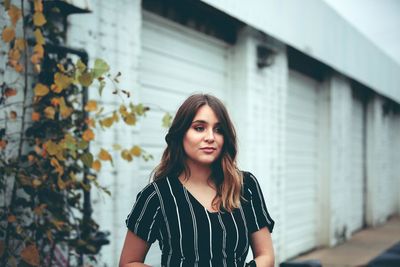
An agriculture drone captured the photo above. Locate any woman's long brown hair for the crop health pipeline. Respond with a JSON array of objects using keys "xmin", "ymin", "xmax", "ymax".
[{"xmin": 151, "ymin": 94, "xmax": 243, "ymax": 212}]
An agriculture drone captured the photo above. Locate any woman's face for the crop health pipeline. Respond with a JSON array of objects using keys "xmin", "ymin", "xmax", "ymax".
[{"xmin": 183, "ymin": 105, "xmax": 224, "ymax": 168}]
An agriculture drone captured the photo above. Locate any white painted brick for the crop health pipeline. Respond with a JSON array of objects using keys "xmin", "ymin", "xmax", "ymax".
[
  {"xmin": 67, "ymin": 0, "xmax": 142, "ymax": 265},
  {"xmin": 229, "ymin": 27, "xmax": 287, "ymax": 263}
]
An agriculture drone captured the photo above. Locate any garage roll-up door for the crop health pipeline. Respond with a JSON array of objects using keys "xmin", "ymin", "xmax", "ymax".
[
  {"xmin": 139, "ymin": 10, "xmax": 229, "ymax": 167},
  {"xmin": 285, "ymin": 70, "xmax": 319, "ymax": 259}
]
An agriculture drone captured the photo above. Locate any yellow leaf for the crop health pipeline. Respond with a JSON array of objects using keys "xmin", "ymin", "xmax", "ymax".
[
  {"xmin": 59, "ymin": 97, "xmax": 73, "ymax": 119},
  {"xmin": 84, "ymin": 100, "xmax": 98, "ymax": 112},
  {"xmin": 92, "ymin": 160, "xmax": 101, "ymax": 172},
  {"xmin": 121, "ymin": 149, "xmax": 133, "ymax": 161},
  {"xmin": 54, "ymin": 72, "xmax": 72, "ymax": 91},
  {"xmin": 33, "ymin": 11, "xmax": 46, "ymax": 27},
  {"xmin": 78, "ymin": 72, "xmax": 93, "ymax": 87},
  {"xmin": 82, "ymin": 129, "xmax": 95, "ymax": 142},
  {"xmin": 21, "ymin": 245, "xmax": 40, "ymax": 266},
  {"xmin": 14, "ymin": 38, "xmax": 26, "ymax": 51},
  {"xmin": 32, "ymin": 179, "xmax": 42, "ymax": 187},
  {"xmin": 50, "ymin": 84, "xmax": 61, "ymax": 93},
  {"xmin": 2, "ymin": 27, "xmax": 15, "ymax": 43},
  {"xmin": 14, "ymin": 63, "xmax": 24, "ymax": 73},
  {"xmin": 51, "ymin": 97, "xmax": 61, "ymax": 106},
  {"xmin": 44, "ymin": 140, "xmax": 59, "ymax": 156},
  {"xmin": 8, "ymin": 5, "xmax": 21, "ymax": 26},
  {"xmin": 44, "ymin": 107, "xmax": 55, "ymax": 119},
  {"xmin": 119, "ymin": 105, "xmax": 128, "ymax": 116},
  {"xmin": 0, "ymin": 140, "xmax": 7, "ymax": 150},
  {"xmin": 57, "ymin": 176, "xmax": 66, "ymax": 190},
  {"xmin": 51, "ymin": 157, "xmax": 64, "ymax": 175},
  {"xmin": 33, "ymin": 44, "xmax": 44, "ymax": 57},
  {"xmin": 98, "ymin": 149, "xmax": 112, "ymax": 162},
  {"xmin": 32, "ymin": 112, "xmax": 40, "ymax": 121},
  {"xmin": 7, "ymin": 215, "xmax": 16, "ymax": 223},
  {"xmin": 69, "ymin": 172, "xmax": 77, "ymax": 181},
  {"xmin": 34, "ymin": 0, "xmax": 43, "ymax": 12},
  {"xmin": 124, "ymin": 113, "xmax": 136, "ymax": 125},
  {"xmin": 4, "ymin": 0, "xmax": 10, "ymax": 9},
  {"xmin": 34, "ymin": 83, "xmax": 49, "ymax": 96},
  {"xmin": 34, "ymin": 29, "xmax": 45, "ymax": 45},
  {"xmin": 101, "ymin": 117, "xmax": 114, "ymax": 128},
  {"xmin": 130, "ymin": 145, "xmax": 142, "ymax": 157},
  {"xmin": 57, "ymin": 63, "xmax": 66, "ymax": 72},
  {"xmin": 5, "ymin": 87, "xmax": 17, "ymax": 97},
  {"xmin": 9, "ymin": 111, "xmax": 17, "ymax": 120},
  {"xmin": 33, "ymin": 204, "xmax": 47, "ymax": 216},
  {"xmin": 31, "ymin": 53, "xmax": 42, "ymax": 65},
  {"xmin": 86, "ymin": 118, "xmax": 96, "ymax": 128},
  {"xmin": 8, "ymin": 48, "xmax": 20, "ymax": 62}
]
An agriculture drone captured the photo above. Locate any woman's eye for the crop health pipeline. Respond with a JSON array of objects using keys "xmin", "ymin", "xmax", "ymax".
[
  {"xmin": 214, "ymin": 127, "xmax": 222, "ymax": 133},
  {"xmin": 194, "ymin": 126, "xmax": 204, "ymax": 132}
]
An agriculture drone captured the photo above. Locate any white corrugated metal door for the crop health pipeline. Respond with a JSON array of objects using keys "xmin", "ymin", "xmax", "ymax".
[
  {"xmin": 349, "ymin": 95, "xmax": 365, "ymax": 233},
  {"xmin": 285, "ymin": 70, "xmax": 319, "ymax": 258},
  {"xmin": 139, "ymin": 11, "xmax": 230, "ymax": 265},
  {"xmin": 140, "ymin": 10, "xmax": 229, "ymax": 173}
]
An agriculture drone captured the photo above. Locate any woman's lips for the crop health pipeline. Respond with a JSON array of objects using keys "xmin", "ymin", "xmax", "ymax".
[{"xmin": 200, "ymin": 147, "xmax": 216, "ymax": 153}]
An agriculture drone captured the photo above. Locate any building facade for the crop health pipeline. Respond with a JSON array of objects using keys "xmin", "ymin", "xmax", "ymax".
[{"xmin": 65, "ymin": 0, "xmax": 400, "ymax": 265}]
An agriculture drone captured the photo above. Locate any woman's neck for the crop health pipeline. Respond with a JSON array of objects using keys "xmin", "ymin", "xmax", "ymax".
[{"xmin": 181, "ymin": 160, "xmax": 212, "ymax": 185}]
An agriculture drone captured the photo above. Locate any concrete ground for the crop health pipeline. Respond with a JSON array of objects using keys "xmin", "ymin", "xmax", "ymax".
[{"xmin": 292, "ymin": 215, "xmax": 400, "ymax": 267}]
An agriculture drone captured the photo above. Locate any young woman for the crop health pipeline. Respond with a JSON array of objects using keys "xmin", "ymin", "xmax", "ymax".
[{"xmin": 119, "ymin": 94, "xmax": 275, "ymax": 267}]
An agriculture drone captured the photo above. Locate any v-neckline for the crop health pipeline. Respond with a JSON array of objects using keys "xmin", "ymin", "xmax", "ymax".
[{"xmin": 172, "ymin": 176, "xmax": 220, "ymax": 214}]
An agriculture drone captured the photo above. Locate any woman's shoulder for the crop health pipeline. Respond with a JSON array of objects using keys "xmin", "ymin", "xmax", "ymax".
[
  {"xmin": 241, "ymin": 170, "xmax": 259, "ymax": 186},
  {"xmin": 138, "ymin": 176, "xmax": 171, "ymax": 195},
  {"xmin": 241, "ymin": 170, "xmax": 266, "ymax": 198}
]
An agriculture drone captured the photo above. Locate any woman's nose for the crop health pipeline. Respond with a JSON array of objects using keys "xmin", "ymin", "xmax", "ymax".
[{"xmin": 204, "ymin": 129, "xmax": 215, "ymax": 142}]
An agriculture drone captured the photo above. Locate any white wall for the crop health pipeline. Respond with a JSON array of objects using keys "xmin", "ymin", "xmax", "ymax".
[
  {"xmin": 328, "ymin": 75, "xmax": 354, "ymax": 244},
  {"xmin": 65, "ymin": 1, "xmax": 400, "ymax": 266},
  {"xmin": 67, "ymin": 0, "xmax": 142, "ymax": 265},
  {"xmin": 229, "ymin": 27, "xmax": 287, "ymax": 264},
  {"xmin": 366, "ymin": 96, "xmax": 399, "ymax": 226}
]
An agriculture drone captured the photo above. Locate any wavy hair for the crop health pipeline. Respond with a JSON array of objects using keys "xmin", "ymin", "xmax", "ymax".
[{"xmin": 152, "ymin": 94, "xmax": 243, "ymax": 212}]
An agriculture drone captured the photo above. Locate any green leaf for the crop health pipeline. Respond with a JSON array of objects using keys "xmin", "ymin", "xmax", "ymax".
[
  {"xmin": 77, "ymin": 140, "xmax": 88, "ymax": 150},
  {"xmin": 93, "ymin": 58, "xmax": 109, "ymax": 79},
  {"xmin": 80, "ymin": 152, "xmax": 93, "ymax": 168},
  {"xmin": 162, "ymin": 112, "xmax": 173, "ymax": 128},
  {"xmin": 4, "ymin": 0, "xmax": 11, "ymax": 10},
  {"xmin": 134, "ymin": 103, "xmax": 145, "ymax": 116},
  {"xmin": 98, "ymin": 80, "xmax": 106, "ymax": 96},
  {"xmin": 76, "ymin": 59, "xmax": 86, "ymax": 73}
]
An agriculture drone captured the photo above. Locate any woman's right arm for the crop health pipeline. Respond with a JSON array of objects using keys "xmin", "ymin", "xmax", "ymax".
[{"xmin": 119, "ymin": 230, "xmax": 152, "ymax": 267}]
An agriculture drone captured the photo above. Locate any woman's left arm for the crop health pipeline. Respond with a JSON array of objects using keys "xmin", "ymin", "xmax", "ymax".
[{"xmin": 250, "ymin": 226, "xmax": 275, "ymax": 267}]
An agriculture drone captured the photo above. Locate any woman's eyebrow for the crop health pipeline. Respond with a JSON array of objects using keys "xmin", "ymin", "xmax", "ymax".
[
  {"xmin": 192, "ymin": 120, "xmax": 207, "ymax": 124},
  {"xmin": 191, "ymin": 120, "xmax": 221, "ymax": 125}
]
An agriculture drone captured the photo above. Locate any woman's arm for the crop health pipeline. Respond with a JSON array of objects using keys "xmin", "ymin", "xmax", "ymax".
[
  {"xmin": 249, "ymin": 227, "xmax": 275, "ymax": 267},
  {"xmin": 119, "ymin": 230, "xmax": 152, "ymax": 267}
]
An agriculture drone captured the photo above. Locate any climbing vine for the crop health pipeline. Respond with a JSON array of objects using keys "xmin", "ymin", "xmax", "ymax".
[{"xmin": 0, "ymin": 0, "xmax": 170, "ymax": 266}]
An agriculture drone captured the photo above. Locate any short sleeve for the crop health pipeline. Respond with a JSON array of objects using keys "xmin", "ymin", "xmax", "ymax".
[
  {"xmin": 243, "ymin": 171, "xmax": 275, "ymax": 233},
  {"xmin": 125, "ymin": 183, "xmax": 161, "ymax": 243}
]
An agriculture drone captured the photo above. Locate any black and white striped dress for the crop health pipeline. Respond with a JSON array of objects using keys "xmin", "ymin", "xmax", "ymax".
[{"xmin": 126, "ymin": 171, "xmax": 274, "ymax": 267}]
